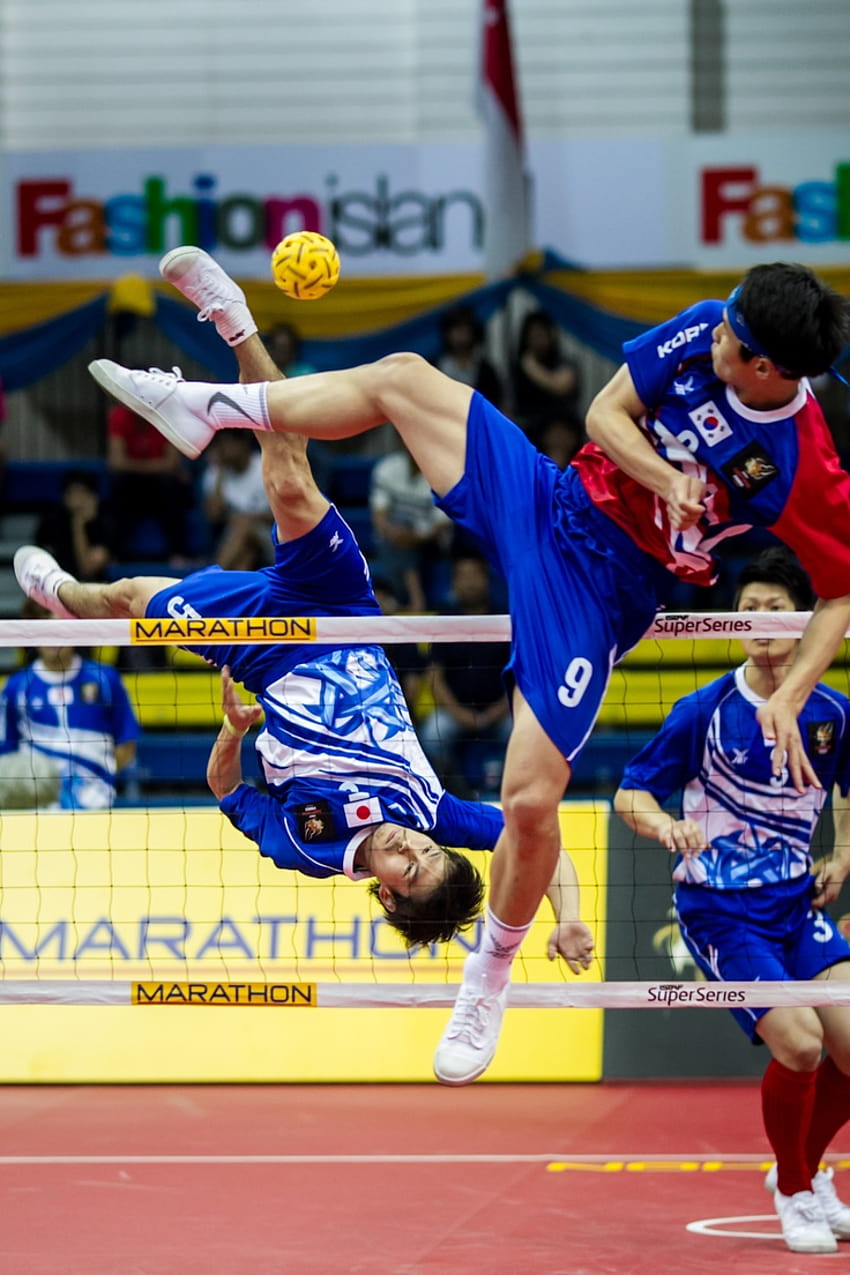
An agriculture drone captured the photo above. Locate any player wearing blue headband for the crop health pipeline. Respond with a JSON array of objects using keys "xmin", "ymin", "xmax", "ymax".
[{"xmin": 85, "ymin": 253, "xmax": 849, "ymax": 1087}]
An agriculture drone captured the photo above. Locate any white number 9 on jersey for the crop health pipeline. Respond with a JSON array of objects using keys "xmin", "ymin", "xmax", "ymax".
[{"xmin": 557, "ymin": 657, "xmax": 593, "ymax": 708}]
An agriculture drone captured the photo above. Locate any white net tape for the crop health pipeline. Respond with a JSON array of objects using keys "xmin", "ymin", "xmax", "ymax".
[
  {"xmin": 0, "ymin": 609, "xmax": 822, "ymax": 647},
  {"xmin": 0, "ymin": 979, "xmax": 848, "ymax": 1008}
]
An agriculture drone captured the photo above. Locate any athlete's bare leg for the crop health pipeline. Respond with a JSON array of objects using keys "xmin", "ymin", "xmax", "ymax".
[{"xmin": 230, "ymin": 333, "xmax": 329, "ymax": 543}]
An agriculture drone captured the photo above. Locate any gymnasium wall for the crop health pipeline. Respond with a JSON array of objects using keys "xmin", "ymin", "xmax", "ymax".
[{"xmin": 2, "ymin": 0, "xmax": 848, "ymax": 150}]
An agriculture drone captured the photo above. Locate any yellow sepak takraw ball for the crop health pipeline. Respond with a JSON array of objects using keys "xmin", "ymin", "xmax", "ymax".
[{"xmin": 271, "ymin": 231, "xmax": 341, "ymax": 300}]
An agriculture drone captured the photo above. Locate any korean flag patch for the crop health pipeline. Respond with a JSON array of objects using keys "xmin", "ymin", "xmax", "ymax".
[{"xmin": 343, "ymin": 795, "xmax": 383, "ymax": 828}]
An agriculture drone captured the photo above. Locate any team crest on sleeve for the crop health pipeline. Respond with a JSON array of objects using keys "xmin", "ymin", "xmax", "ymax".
[
  {"xmin": 808, "ymin": 721, "xmax": 836, "ymax": 756},
  {"xmin": 343, "ymin": 795, "xmax": 383, "ymax": 828},
  {"xmin": 688, "ymin": 401, "xmax": 732, "ymax": 445},
  {"xmin": 295, "ymin": 801, "xmax": 334, "ymax": 841},
  {"xmin": 721, "ymin": 442, "xmax": 779, "ymax": 497}
]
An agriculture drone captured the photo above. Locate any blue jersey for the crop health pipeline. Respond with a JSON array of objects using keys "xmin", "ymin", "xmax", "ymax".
[
  {"xmin": 621, "ymin": 665, "xmax": 850, "ymax": 889},
  {"xmin": 0, "ymin": 656, "xmax": 140, "ymax": 810},
  {"xmin": 574, "ymin": 300, "xmax": 850, "ymax": 595},
  {"xmin": 221, "ymin": 646, "xmax": 503, "ymax": 877},
  {"xmin": 145, "ymin": 506, "xmax": 503, "ymax": 875}
]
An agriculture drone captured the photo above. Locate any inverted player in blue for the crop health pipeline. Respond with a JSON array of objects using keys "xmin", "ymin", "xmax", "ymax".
[
  {"xmin": 84, "ymin": 251, "xmax": 849, "ymax": 1085},
  {"xmin": 616, "ymin": 548, "xmax": 850, "ymax": 1257},
  {"xmin": 15, "ymin": 300, "xmax": 594, "ymax": 966}
]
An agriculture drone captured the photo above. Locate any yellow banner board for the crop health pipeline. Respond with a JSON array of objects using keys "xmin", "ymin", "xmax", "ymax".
[
  {"xmin": 132, "ymin": 981, "xmax": 317, "ymax": 1006},
  {"xmin": 0, "ymin": 803, "xmax": 608, "ymax": 1082},
  {"xmin": 130, "ymin": 616, "xmax": 316, "ymax": 645}
]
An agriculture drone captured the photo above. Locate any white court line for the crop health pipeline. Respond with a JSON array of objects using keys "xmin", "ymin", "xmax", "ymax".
[{"xmin": 0, "ymin": 1152, "xmax": 779, "ymax": 1166}]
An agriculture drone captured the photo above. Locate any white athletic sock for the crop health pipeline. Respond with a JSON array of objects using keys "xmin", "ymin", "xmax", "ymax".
[
  {"xmin": 214, "ymin": 301, "xmax": 257, "ymax": 349},
  {"xmin": 187, "ymin": 380, "xmax": 273, "ymax": 432},
  {"xmin": 463, "ymin": 906, "xmax": 532, "ymax": 991}
]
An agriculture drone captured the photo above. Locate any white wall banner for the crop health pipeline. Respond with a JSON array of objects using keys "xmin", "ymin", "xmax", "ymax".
[{"xmin": 2, "ymin": 134, "xmax": 848, "ymax": 280}]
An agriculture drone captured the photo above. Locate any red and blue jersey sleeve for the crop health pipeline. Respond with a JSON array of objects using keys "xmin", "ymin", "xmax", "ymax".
[{"xmin": 769, "ymin": 402, "xmax": 850, "ymax": 600}]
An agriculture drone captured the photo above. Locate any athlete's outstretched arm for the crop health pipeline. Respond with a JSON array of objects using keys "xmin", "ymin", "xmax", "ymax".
[
  {"xmin": 757, "ymin": 594, "xmax": 850, "ymax": 791},
  {"xmin": 544, "ymin": 850, "xmax": 594, "ymax": 973},
  {"xmin": 614, "ymin": 785, "xmax": 708, "ymax": 856},
  {"xmin": 207, "ymin": 667, "xmax": 262, "ymax": 800}
]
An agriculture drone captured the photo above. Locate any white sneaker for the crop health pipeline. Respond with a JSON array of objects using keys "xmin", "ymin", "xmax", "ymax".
[
  {"xmin": 88, "ymin": 361, "xmax": 217, "ymax": 460},
  {"xmin": 433, "ymin": 978, "xmax": 509, "ymax": 1086},
  {"xmin": 159, "ymin": 246, "xmax": 257, "ymax": 348},
  {"xmin": 774, "ymin": 1189, "xmax": 837, "ymax": 1253},
  {"xmin": 813, "ymin": 1168, "xmax": 850, "ymax": 1238},
  {"xmin": 13, "ymin": 546, "xmax": 76, "ymax": 618},
  {"xmin": 765, "ymin": 1162, "xmax": 850, "ymax": 1238}
]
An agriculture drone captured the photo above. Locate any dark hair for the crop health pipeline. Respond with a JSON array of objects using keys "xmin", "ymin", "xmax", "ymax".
[
  {"xmin": 367, "ymin": 848, "xmax": 486, "ymax": 948},
  {"xmin": 61, "ymin": 468, "xmax": 100, "ymax": 495},
  {"xmin": 737, "ymin": 263, "xmax": 849, "ymax": 379},
  {"xmin": 517, "ymin": 308, "xmax": 560, "ymax": 359},
  {"xmin": 733, "ymin": 545, "xmax": 815, "ymax": 612},
  {"xmin": 440, "ymin": 304, "xmax": 484, "ymax": 345}
]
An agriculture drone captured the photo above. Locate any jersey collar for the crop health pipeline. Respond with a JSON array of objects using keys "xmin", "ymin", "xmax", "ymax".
[
  {"xmin": 32, "ymin": 655, "xmax": 83, "ymax": 683},
  {"xmin": 734, "ymin": 662, "xmax": 766, "ymax": 706},
  {"xmin": 725, "ymin": 380, "xmax": 809, "ymax": 424}
]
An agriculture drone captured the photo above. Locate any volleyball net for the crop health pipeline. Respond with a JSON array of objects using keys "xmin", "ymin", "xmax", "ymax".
[{"xmin": 0, "ymin": 608, "xmax": 848, "ymax": 1017}]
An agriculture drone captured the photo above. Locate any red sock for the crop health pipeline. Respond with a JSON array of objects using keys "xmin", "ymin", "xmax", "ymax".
[
  {"xmin": 805, "ymin": 1055, "xmax": 850, "ymax": 1177},
  {"xmin": 761, "ymin": 1058, "xmax": 817, "ymax": 1197}
]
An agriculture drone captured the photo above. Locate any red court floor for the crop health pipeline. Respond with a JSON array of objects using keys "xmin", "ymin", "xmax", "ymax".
[{"xmin": 0, "ymin": 1081, "xmax": 845, "ymax": 1274}]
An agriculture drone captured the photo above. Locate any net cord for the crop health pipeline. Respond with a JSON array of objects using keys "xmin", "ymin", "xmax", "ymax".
[
  {"xmin": 0, "ymin": 611, "xmax": 822, "ymax": 647},
  {"xmin": 2, "ymin": 980, "xmax": 850, "ymax": 1008}
]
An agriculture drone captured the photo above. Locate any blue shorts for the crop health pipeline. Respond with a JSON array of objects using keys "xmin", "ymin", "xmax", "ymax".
[
  {"xmin": 146, "ymin": 504, "xmax": 380, "ymax": 693},
  {"xmin": 436, "ymin": 393, "xmax": 671, "ymax": 761},
  {"xmin": 676, "ymin": 878, "xmax": 850, "ymax": 1041}
]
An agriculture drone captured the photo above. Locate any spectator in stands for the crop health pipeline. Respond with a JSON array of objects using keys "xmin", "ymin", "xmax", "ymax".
[
  {"xmin": 106, "ymin": 402, "xmax": 192, "ymax": 565},
  {"xmin": 35, "ymin": 468, "xmax": 115, "ymax": 582},
  {"xmin": 419, "ymin": 552, "xmax": 511, "ymax": 798},
  {"xmin": 202, "ymin": 429, "xmax": 273, "ymax": 570},
  {"xmin": 0, "ymin": 602, "xmax": 139, "ymax": 810},
  {"xmin": 264, "ymin": 322, "xmax": 316, "ymax": 379},
  {"xmin": 536, "ymin": 416, "xmax": 584, "ymax": 470},
  {"xmin": 435, "ymin": 304, "xmax": 503, "ymax": 409},
  {"xmin": 369, "ymin": 441, "xmax": 452, "ymax": 612},
  {"xmin": 511, "ymin": 309, "xmax": 582, "ymax": 440}
]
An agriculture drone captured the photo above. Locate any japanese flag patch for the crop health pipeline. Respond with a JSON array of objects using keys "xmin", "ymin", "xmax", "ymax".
[{"xmin": 343, "ymin": 795, "xmax": 383, "ymax": 828}]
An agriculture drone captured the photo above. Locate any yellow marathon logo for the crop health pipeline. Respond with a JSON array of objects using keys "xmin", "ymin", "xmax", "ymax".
[
  {"xmin": 130, "ymin": 617, "xmax": 316, "ymax": 645},
  {"xmin": 132, "ymin": 981, "xmax": 317, "ymax": 1006}
]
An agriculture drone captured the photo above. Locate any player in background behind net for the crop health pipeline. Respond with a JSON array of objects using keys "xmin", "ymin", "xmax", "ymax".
[
  {"xmin": 83, "ymin": 249, "xmax": 849, "ymax": 1086},
  {"xmin": 616, "ymin": 547, "xmax": 850, "ymax": 1256},
  {"xmin": 14, "ymin": 262, "xmax": 593, "ymax": 973}
]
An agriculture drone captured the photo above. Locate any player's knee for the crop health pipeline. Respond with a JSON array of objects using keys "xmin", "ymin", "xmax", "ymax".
[
  {"xmin": 775, "ymin": 1030, "xmax": 823, "ymax": 1072},
  {"xmin": 372, "ymin": 352, "xmax": 432, "ymax": 410},
  {"xmin": 500, "ymin": 783, "xmax": 559, "ymax": 847}
]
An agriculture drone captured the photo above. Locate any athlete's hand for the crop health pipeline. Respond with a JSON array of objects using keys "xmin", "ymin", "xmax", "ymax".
[
  {"xmin": 811, "ymin": 856, "xmax": 850, "ymax": 908},
  {"xmin": 662, "ymin": 817, "xmax": 708, "ymax": 858},
  {"xmin": 546, "ymin": 920, "xmax": 594, "ymax": 974},
  {"xmin": 756, "ymin": 699, "xmax": 820, "ymax": 793},
  {"xmin": 221, "ymin": 665, "xmax": 262, "ymax": 733},
  {"xmin": 665, "ymin": 472, "xmax": 706, "ymax": 531}
]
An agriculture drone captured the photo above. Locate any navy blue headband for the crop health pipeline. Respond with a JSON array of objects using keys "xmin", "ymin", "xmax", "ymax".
[{"xmin": 725, "ymin": 284, "xmax": 849, "ymax": 386}]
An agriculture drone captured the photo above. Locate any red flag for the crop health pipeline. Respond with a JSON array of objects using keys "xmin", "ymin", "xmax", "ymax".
[{"xmin": 479, "ymin": 0, "xmax": 530, "ymax": 278}]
